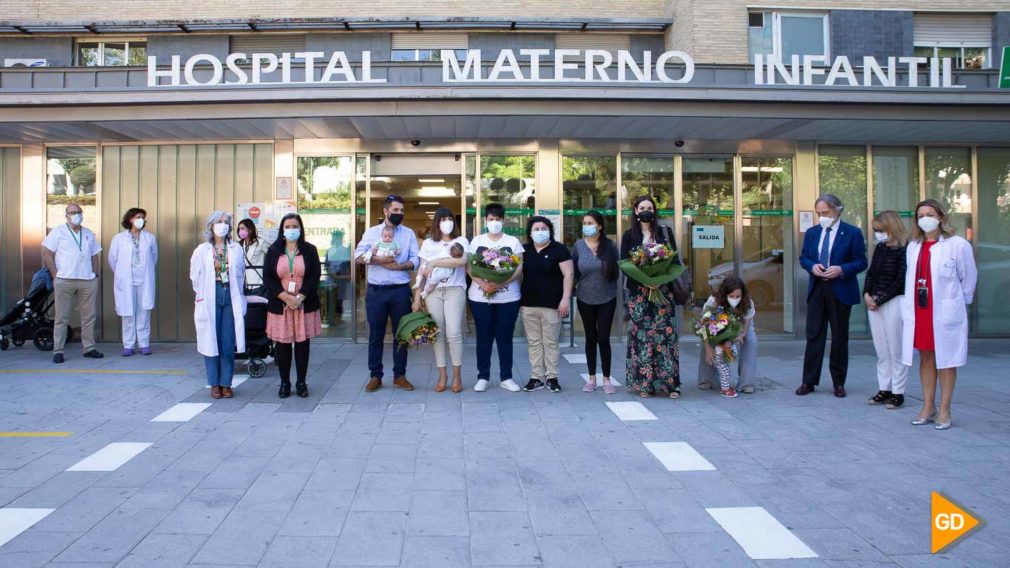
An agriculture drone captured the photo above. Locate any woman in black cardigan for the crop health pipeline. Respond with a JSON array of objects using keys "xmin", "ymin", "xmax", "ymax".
[
  {"xmin": 863, "ymin": 210, "xmax": 908, "ymax": 409},
  {"xmin": 264, "ymin": 213, "xmax": 322, "ymax": 398}
]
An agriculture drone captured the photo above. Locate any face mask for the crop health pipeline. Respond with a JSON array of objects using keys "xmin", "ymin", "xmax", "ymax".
[
  {"xmin": 69, "ymin": 213, "xmax": 83, "ymax": 226},
  {"xmin": 582, "ymin": 224, "xmax": 598, "ymax": 237},
  {"xmin": 238, "ymin": 228, "xmax": 249, "ymax": 241},
  {"xmin": 818, "ymin": 216, "xmax": 835, "ymax": 229},
  {"xmin": 439, "ymin": 220, "xmax": 454, "ymax": 235},
  {"xmin": 918, "ymin": 216, "xmax": 940, "ymax": 233},
  {"xmin": 486, "ymin": 220, "xmax": 503, "ymax": 235},
  {"xmin": 874, "ymin": 231, "xmax": 888, "ymax": 244},
  {"xmin": 636, "ymin": 210, "xmax": 655, "ymax": 223},
  {"xmin": 531, "ymin": 229, "xmax": 550, "ymax": 244},
  {"xmin": 133, "ymin": 218, "xmax": 145, "ymax": 230},
  {"xmin": 213, "ymin": 223, "xmax": 230, "ymax": 238},
  {"xmin": 283, "ymin": 228, "xmax": 300, "ymax": 241},
  {"xmin": 728, "ymin": 297, "xmax": 742, "ymax": 308},
  {"xmin": 387, "ymin": 213, "xmax": 404, "ymax": 226}
]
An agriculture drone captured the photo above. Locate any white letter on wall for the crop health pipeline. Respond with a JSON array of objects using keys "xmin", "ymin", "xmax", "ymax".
[
  {"xmin": 863, "ymin": 56, "xmax": 896, "ymax": 87},
  {"xmin": 251, "ymin": 53, "xmax": 279, "ymax": 84},
  {"xmin": 618, "ymin": 50, "xmax": 651, "ymax": 82},
  {"xmin": 802, "ymin": 55, "xmax": 826, "ymax": 85},
  {"xmin": 225, "ymin": 53, "xmax": 248, "ymax": 84},
  {"xmin": 442, "ymin": 49, "xmax": 482, "ymax": 82},
  {"xmin": 183, "ymin": 54, "xmax": 223, "ymax": 86},
  {"xmin": 147, "ymin": 55, "xmax": 180, "ymax": 87},
  {"xmin": 295, "ymin": 51, "xmax": 324, "ymax": 83},
  {"xmin": 825, "ymin": 56, "xmax": 857, "ymax": 86},
  {"xmin": 488, "ymin": 49, "xmax": 524, "ymax": 81},
  {"xmin": 520, "ymin": 48, "xmax": 549, "ymax": 81},
  {"xmin": 584, "ymin": 49, "xmax": 613, "ymax": 81}
]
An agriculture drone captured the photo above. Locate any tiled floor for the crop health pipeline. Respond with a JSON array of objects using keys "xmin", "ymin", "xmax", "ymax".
[{"xmin": 0, "ymin": 338, "xmax": 1007, "ymax": 566}]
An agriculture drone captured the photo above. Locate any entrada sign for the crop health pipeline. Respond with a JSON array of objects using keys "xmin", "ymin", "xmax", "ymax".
[{"xmin": 147, "ymin": 49, "xmax": 963, "ymax": 89}]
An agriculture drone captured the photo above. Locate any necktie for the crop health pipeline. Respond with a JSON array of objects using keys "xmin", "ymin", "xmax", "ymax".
[{"xmin": 819, "ymin": 227, "xmax": 832, "ymax": 267}]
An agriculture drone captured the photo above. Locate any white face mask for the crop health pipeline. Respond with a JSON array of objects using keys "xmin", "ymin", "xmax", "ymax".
[
  {"xmin": 728, "ymin": 297, "xmax": 742, "ymax": 308},
  {"xmin": 917, "ymin": 216, "xmax": 940, "ymax": 233},
  {"xmin": 439, "ymin": 220, "xmax": 454, "ymax": 236},
  {"xmin": 531, "ymin": 229, "xmax": 550, "ymax": 244},
  {"xmin": 485, "ymin": 220, "xmax": 503, "ymax": 235},
  {"xmin": 69, "ymin": 213, "xmax": 83, "ymax": 226},
  {"xmin": 213, "ymin": 223, "xmax": 230, "ymax": 238},
  {"xmin": 818, "ymin": 215, "xmax": 835, "ymax": 229},
  {"xmin": 874, "ymin": 231, "xmax": 888, "ymax": 244},
  {"xmin": 133, "ymin": 218, "xmax": 145, "ymax": 230}
]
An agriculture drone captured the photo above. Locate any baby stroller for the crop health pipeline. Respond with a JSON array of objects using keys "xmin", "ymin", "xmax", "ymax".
[
  {"xmin": 0, "ymin": 268, "xmax": 66, "ymax": 352},
  {"xmin": 235, "ymin": 289, "xmax": 274, "ymax": 378}
]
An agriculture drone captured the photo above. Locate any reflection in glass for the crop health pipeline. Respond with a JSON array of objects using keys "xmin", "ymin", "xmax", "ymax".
[
  {"xmin": 621, "ymin": 156, "xmax": 673, "ymax": 234},
  {"xmin": 925, "ymin": 147, "xmax": 972, "ymax": 240},
  {"xmin": 355, "ymin": 156, "xmax": 368, "ymax": 341},
  {"xmin": 976, "ymin": 148, "xmax": 1010, "ymax": 334},
  {"xmin": 76, "ymin": 44, "xmax": 99, "ymax": 66},
  {"xmin": 46, "ymin": 146, "xmax": 98, "ymax": 233},
  {"xmin": 741, "ymin": 158, "xmax": 795, "ymax": 334},
  {"xmin": 103, "ymin": 43, "xmax": 125, "ymax": 66},
  {"xmin": 682, "ymin": 157, "xmax": 734, "ymax": 334},
  {"xmin": 480, "ymin": 155, "xmax": 535, "ymax": 237},
  {"xmin": 128, "ymin": 43, "xmax": 147, "ymax": 66},
  {"xmin": 872, "ymin": 146, "xmax": 919, "ymax": 232}
]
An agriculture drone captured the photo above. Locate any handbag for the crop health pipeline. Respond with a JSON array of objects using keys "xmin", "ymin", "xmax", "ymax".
[{"xmin": 665, "ymin": 226, "xmax": 693, "ymax": 306}]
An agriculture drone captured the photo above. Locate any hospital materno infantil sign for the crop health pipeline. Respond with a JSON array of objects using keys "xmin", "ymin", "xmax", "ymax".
[{"xmin": 147, "ymin": 49, "xmax": 964, "ymax": 89}]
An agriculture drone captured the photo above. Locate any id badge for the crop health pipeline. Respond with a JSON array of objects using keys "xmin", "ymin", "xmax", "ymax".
[
  {"xmin": 287, "ymin": 280, "xmax": 297, "ymax": 294},
  {"xmin": 221, "ymin": 271, "xmax": 229, "ymax": 284}
]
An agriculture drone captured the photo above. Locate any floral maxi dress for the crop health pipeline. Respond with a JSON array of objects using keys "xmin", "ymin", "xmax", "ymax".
[{"xmin": 625, "ymin": 283, "xmax": 680, "ymax": 394}]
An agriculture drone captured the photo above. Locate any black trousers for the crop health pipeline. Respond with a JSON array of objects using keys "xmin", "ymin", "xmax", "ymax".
[
  {"xmin": 577, "ymin": 298, "xmax": 616, "ymax": 377},
  {"xmin": 802, "ymin": 280, "xmax": 852, "ymax": 387}
]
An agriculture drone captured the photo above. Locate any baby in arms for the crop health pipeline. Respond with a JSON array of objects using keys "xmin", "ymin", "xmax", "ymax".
[{"xmin": 415, "ymin": 243, "xmax": 465, "ymax": 299}]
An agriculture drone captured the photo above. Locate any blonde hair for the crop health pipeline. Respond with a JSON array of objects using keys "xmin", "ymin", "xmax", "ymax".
[
  {"xmin": 871, "ymin": 210, "xmax": 907, "ymax": 247},
  {"xmin": 910, "ymin": 199, "xmax": 956, "ymax": 242}
]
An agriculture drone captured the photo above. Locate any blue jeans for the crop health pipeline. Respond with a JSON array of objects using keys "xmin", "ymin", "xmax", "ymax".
[
  {"xmin": 366, "ymin": 284, "xmax": 412, "ymax": 379},
  {"xmin": 204, "ymin": 283, "xmax": 236, "ymax": 387},
  {"xmin": 469, "ymin": 299, "xmax": 520, "ymax": 381}
]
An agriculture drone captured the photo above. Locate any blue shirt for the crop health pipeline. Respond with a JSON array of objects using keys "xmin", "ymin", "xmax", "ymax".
[{"xmin": 354, "ymin": 223, "xmax": 419, "ymax": 285}]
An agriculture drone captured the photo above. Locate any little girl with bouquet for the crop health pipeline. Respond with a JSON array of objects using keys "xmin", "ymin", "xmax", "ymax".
[{"xmin": 694, "ymin": 277, "xmax": 758, "ymax": 398}]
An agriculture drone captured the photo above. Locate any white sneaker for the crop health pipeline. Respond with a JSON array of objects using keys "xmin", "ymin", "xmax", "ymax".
[
  {"xmin": 499, "ymin": 379, "xmax": 521, "ymax": 392},
  {"xmin": 474, "ymin": 379, "xmax": 489, "ymax": 392}
]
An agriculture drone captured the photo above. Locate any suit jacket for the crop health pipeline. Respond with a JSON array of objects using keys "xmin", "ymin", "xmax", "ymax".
[
  {"xmin": 263, "ymin": 241, "xmax": 321, "ymax": 315},
  {"xmin": 799, "ymin": 220, "xmax": 868, "ymax": 306}
]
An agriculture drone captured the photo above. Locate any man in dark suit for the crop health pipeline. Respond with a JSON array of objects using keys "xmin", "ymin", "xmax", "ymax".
[{"xmin": 797, "ymin": 194, "xmax": 868, "ymax": 398}]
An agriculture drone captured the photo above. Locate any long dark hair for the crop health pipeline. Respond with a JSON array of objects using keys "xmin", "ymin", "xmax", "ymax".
[
  {"xmin": 270, "ymin": 213, "xmax": 307, "ymax": 252},
  {"xmin": 714, "ymin": 276, "xmax": 751, "ymax": 319},
  {"xmin": 583, "ymin": 210, "xmax": 617, "ymax": 281},
  {"xmin": 238, "ymin": 218, "xmax": 259, "ymax": 244},
  {"xmin": 429, "ymin": 207, "xmax": 460, "ymax": 242},
  {"xmin": 629, "ymin": 195, "xmax": 668, "ymax": 245}
]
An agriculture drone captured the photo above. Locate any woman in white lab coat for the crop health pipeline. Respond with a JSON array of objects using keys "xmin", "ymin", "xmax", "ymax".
[
  {"xmin": 901, "ymin": 199, "xmax": 977, "ymax": 430},
  {"xmin": 108, "ymin": 207, "xmax": 158, "ymax": 356},
  {"xmin": 190, "ymin": 210, "xmax": 247, "ymax": 400}
]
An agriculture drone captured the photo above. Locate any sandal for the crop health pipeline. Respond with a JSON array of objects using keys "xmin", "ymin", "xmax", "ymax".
[
  {"xmin": 640, "ymin": 391, "xmax": 654, "ymax": 398},
  {"xmin": 867, "ymin": 390, "xmax": 891, "ymax": 405},
  {"xmin": 669, "ymin": 387, "xmax": 681, "ymax": 399}
]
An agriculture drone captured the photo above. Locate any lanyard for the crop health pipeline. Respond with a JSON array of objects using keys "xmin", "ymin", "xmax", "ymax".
[
  {"xmin": 286, "ymin": 249, "xmax": 298, "ymax": 275},
  {"xmin": 66, "ymin": 223, "xmax": 83, "ymax": 252},
  {"xmin": 917, "ymin": 242, "xmax": 932, "ymax": 285},
  {"xmin": 215, "ymin": 245, "xmax": 228, "ymax": 275}
]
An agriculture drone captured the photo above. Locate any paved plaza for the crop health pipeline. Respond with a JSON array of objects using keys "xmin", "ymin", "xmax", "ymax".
[{"xmin": 0, "ymin": 337, "xmax": 1007, "ymax": 567}]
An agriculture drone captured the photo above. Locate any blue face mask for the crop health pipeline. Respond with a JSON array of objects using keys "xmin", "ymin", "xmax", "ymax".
[
  {"xmin": 283, "ymin": 228, "xmax": 301, "ymax": 241},
  {"xmin": 582, "ymin": 224, "xmax": 598, "ymax": 237},
  {"xmin": 531, "ymin": 229, "xmax": 550, "ymax": 244}
]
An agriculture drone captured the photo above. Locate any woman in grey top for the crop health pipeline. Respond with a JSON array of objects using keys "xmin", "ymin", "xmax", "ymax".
[{"xmin": 572, "ymin": 211, "xmax": 620, "ymax": 394}]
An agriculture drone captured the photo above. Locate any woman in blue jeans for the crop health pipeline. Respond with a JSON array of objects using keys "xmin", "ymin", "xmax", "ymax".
[
  {"xmin": 466, "ymin": 203, "xmax": 524, "ymax": 392},
  {"xmin": 190, "ymin": 211, "xmax": 247, "ymax": 399}
]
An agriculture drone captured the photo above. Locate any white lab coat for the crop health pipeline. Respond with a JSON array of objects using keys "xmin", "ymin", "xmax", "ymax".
[
  {"xmin": 190, "ymin": 241, "xmax": 247, "ymax": 357},
  {"xmin": 108, "ymin": 230, "xmax": 158, "ymax": 317},
  {"xmin": 900, "ymin": 235, "xmax": 977, "ymax": 369}
]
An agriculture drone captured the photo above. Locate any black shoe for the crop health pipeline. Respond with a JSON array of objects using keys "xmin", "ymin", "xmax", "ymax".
[
  {"xmin": 868, "ymin": 390, "xmax": 892, "ymax": 405},
  {"xmin": 53, "ymin": 353, "xmax": 64, "ymax": 364},
  {"xmin": 795, "ymin": 384, "xmax": 815, "ymax": 396},
  {"xmin": 83, "ymin": 350, "xmax": 104, "ymax": 359},
  {"xmin": 886, "ymin": 394, "xmax": 905, "ymax": 409},
  {"xmin": 546, "ymin": 379, "xmax": 561, "ymax": 393},
  {"xmin": 523, "ymin": 378, "xmax": 545, "ymax": 392},
  {"xmin": 834, "ymin": 385, "xmax": 847, "ymax": 398},
  {"xmin": 278, "ymin": 382, "xmax": 291, "ymax": 399},
  {"xmin": 296, "ymin": 382, "xmax": 308, "ymax": 398}
]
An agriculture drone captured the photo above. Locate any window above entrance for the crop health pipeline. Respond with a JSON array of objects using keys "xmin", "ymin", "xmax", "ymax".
[
  {"xmin": 391, "ymin": 32, "xmax": 469, "ymax": 62},
  {"xmin": 74, "ymin": 39, "xmax": 146, "ymax": 66},
  {"xmin": 913, "ymin": 13, "xmax": 993, "ymax": 69},
  {"xmin": 748, "ymin": 11, "xmax": 829, "ymax": 62}
]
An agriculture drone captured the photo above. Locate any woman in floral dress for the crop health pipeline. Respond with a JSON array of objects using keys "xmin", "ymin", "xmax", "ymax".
[{"xmin": 620, "ymin": 196, "xmax": 681, "ymax": 398}]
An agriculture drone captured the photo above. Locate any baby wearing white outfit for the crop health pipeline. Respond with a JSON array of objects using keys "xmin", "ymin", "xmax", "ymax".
[{"xmin": 415, "ymin": 242, "xmax": 465, "ymax": 299}]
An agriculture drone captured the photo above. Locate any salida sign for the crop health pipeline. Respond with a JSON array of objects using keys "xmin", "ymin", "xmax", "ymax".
[{"xmin": 147, "ymin": 49, "xmax": 963, "ymax": 89}]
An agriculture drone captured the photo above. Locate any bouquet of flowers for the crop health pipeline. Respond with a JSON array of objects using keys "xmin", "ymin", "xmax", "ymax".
[
  {"xmin": 693, "ymin": 306, "xmax": 743, "ymax": 362},
  {"xmin": 395, "ymin": 311, "xmax": 440, "ymax": 348},
  {"xmin": 618, "ymin": 242, "xmax": 686, "ymax": 305},
  {"xmin": 467, "ymin": 248, "xmax": 521, "ymax": 300}
]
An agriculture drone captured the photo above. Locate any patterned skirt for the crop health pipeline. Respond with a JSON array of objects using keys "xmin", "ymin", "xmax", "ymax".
[
  {"xmin": 625, "ymin": 286, "xmax": 681, "ymax": 394},
  {"xmin": 267, "ymin": 308, "xmax": 322, "ymax": 344}
]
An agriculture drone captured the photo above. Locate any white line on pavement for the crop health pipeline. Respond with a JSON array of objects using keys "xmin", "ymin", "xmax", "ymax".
[
  {"xmin": 706, "ymin": 506, "xmax": 818, "ymax": 560},
  {"xmin": 204, "ymin": 375, "xmax": 248, "ymax": 389},
  {"xmin": 66, "ymin": 442, "xmax": 152, "ymax": 472},
  {"xmin": 563, "ymin": 354, "xmax": 587, "ymax": 364},
  {"xmin": 150, "ymin": 403, "xmax": 212, "ymax": 422},
  {"xmin": 0, "ymin": 508, "xmax": 54, "ymax": 548},
  {"xmin": 605, "ymin": 401, "xmax": 658, "ymax": 421},
  {"xmin": 643, "ymin": 441, "xmax": 716, "ymax": 471}
]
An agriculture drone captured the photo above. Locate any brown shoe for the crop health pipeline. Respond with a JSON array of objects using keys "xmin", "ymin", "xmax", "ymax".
[
  {"xmin": 365, "ymin": 377, "xmax": 382, "ymax": 393},
  {"xmin": 221, "ymin": 386, "xmax": 234, "ymax": 398},
  {"xmin": 210, "ymin": 386, "xmax": 223, "ymax": 399},
  {"xmin": 795, "ymin": 384, "xmax": 815, "ymax": 396},
  {"xmin": 393, "ymin": 376, "xmax": 415, "ymax": 390}
]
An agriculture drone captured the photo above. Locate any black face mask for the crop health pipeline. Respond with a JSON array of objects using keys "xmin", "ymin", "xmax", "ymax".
[
  {"xmin": 387, "ymin": 213, "xmax": 404, "ymax": 226},
  {"xmin": 636, "ymin": 210, "xmax": 656, "ymax": 223}
]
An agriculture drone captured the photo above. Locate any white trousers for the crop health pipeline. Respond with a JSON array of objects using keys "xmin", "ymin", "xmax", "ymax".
[
  {"xmin": 867, "ymin": 297, "xmax": 907, "ymax": 394},
  {"xmin": 121, "ymin": 284, "xmax": 152, "ymax": 349},
  {"xmin": 425, "ymin": 286, "xmax": 466, "ymax": 368}
]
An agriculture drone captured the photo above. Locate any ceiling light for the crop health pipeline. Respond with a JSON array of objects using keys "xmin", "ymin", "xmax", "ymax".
[
  {"xmin": 419, "ymin": 201, "xmax": 440, "ymax": 205},
  {"xmin": 418, "ymin": 178, "xmax": 444, "ymax": 183}
]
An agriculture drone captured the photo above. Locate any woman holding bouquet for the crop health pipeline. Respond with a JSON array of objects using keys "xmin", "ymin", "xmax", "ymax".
[
  {"xmin": 467, "ymin": 203, "xmax": 524, "ymax": 393},
  {"xmin": 621, "ymin": 196, "xmax": 681, "ymax": 398},
  {"xmin": 413, "ymin": 208, "xmax": 469, "ymax": 393},
  {"xmin": 697, "ymin": 276, "xmax": 757, "ymax": 397}
]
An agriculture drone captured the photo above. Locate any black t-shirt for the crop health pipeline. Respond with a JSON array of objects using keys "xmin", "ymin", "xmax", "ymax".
[{"xmin": 520, "ymin": 240, "xmax": 572, "ymax": 309}]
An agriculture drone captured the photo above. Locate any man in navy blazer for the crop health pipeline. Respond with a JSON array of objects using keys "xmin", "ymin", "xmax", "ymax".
[{"xmin": 796, "ymin": 194, "xmax": 868, "ymax": 398}]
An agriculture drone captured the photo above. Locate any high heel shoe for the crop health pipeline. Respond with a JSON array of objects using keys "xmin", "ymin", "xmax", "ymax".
[
  {"xmin": 278, "ymin": 381, "xmax": 291, "ymax": 399},
  {"xmin": 450, "ymin": 367, "xmax": 463, "ymax": 393},
  {"xmin": 911, "ymin": 409, "xmax": 936, "ymax": 425},
  {"xmin": 934, "ymin": 412, "xmax": 952, "ymax": 430},
  {"xmin": 296, "ymin": 381, "xmax": 308, "ymax": 398},
  {"xmin": 434, "ymin": 375, "xmax": 447, "ymax": 393}
]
